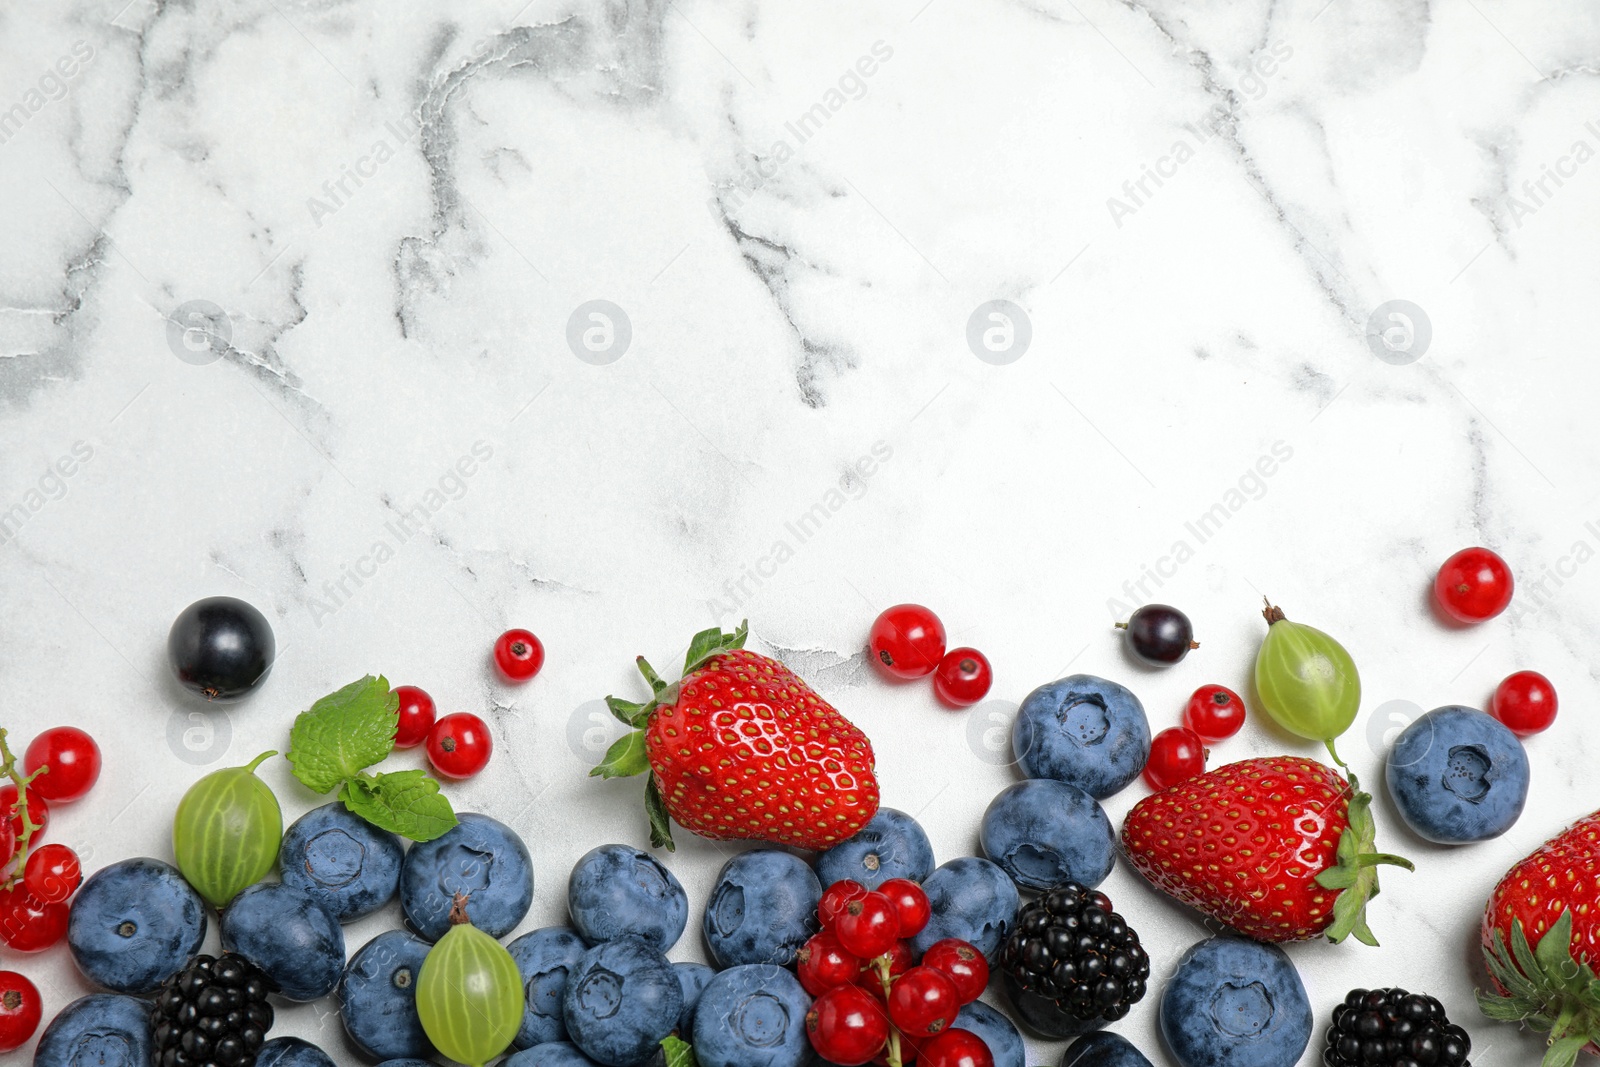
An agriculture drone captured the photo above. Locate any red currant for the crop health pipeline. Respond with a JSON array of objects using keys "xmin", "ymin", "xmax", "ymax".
[
  {"xmin": 806, "ymin": 983, "xmax": 890, "ymax": 1066},
  {"xmin": 887, "ymin": 965, "xmax": 960, "ymax": 1038},
  {"xmin": 835, "ymin": 892, "xmax": 900, "ymax": 959},
  {"xmin": 393, "ymin": 685, "xmax": 437, "ymax": 748},
  {"xmin": 798, "ymin": 930, "xmax": 863, "ymax": 996},
  {"xmin": 0, "ymin": 971, "xmax": 42, "ymax": 1053},
  {"xmin": 0, "ymin": 886, "xmax": 67, "ymax": 951},
  {"xmin": 0, "ymin": 822, "xmax": 12, "ymax": 869},
  {"xmin": 23, "ymin": 843, "xmax": 81, "ymax": 904},
  {"xmin": 919, "ymin": 939, "xmax": 988, "ymax": 1004},
  {"xmin": 1492, "ymin": 670, "xmax": 1558, "ymax": 736},
  {"xmin": 869, "ymin": 605, "xmax": 946, "ymax": 680},
  {"xmin": 919, "ymin": 1028, "xmax": 993, "ymax": 1067},
  {"xmin": 1144, "ymin": 727, "xmax": 1207, "ymax": 790},
  {"xmin": 0, "ymin": 784, "xmax": 46, "ymax": 842},
  {"xmin": 426, "ymin": 713, "xmax": 493, "ymax": 779},
  {"xmin": 493, "ymin": 628, "xmax": 545, "ymax": 682},
  {"xmin": 876, "ymin": 878, "xmax": 931, "ymax": 938},
  {"xmin": 23, "ymin": 727, "xmax": 101, "ymax": 803},
  {"xmin": 932, "ymin": 649, "xmax": 992, "ymax": 707},
  {"xmin": 820, "ymin": 879, "xmax": 870, "ymax": 928},
  {"xmin": 1435, "ymin": 546, "xmax": 1514, "ymax": 623},
  {"xmin": 857, "ymin": 939, "xmax": 914, "ymax": 996},
  {"xmin": 1183, "ymin": 684, "xmax": 1245, "ymax": 741}
]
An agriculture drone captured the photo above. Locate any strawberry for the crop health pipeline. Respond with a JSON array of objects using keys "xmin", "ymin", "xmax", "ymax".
[
  {"xmin": 591, "ymin": 621, "xmax": 880, "ymax": 851},
  {"xmin": 1120, "ymin": 755, "xmax": 1410, "ymax": 944},
  {"xmin": 1478, "ymin": 811, "xmax": 1600, "ymax": 1067}
]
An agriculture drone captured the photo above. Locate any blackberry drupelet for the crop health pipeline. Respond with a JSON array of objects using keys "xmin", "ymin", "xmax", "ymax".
[
  {"xmin": 998, "ymin": 882, "xmax": 1150, "ymax": 1039},
  {"xmin": 1324, "ymin": 988, "xmax": 1470, "ymax": 1067},
  {"xmin": 153, "ymin": 953, "xmax": 275, "ymax": 1067}
]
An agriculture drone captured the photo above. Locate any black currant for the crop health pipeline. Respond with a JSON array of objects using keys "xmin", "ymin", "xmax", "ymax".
[
  {"xmin": 1116, "ymin": 603, "xmax": 1197, "ymax": 666},
  {"xmin": 168, "ymin": 597, "xmax": 275, "ymax": 702}
]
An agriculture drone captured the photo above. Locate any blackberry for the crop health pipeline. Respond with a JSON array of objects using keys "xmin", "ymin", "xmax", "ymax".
[
  {"xmin": 1323, "ymin": 988, "xmax": 1470, "ymax": 1067},
  {"xmin": 997, "ymin": 882, "xmax": 1150, "ymax": 1038},
  {"xmin": 153, "ymin": 953, "xmax": 275, "ymax": 1067}
]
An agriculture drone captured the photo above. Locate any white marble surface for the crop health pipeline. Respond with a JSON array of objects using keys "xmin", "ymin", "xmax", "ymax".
[{"xmin": 4, "ymin": 0, "xmax": 1600, "ymax": 1063}]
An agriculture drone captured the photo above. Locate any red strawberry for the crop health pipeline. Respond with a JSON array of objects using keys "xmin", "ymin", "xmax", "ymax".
[
  {"xmin": 592, "ymin": 621, "xmax": 880, "ymax": 851},
  {"xmin": 1478, "ymin": 811, "xmax": 1600, "ymax": 1066},
  {"xmin": 1120, "ymin": 756, "xmax": 1410, "ymax": 944}
]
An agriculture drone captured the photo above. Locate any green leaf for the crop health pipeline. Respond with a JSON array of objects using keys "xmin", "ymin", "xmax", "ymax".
[
  {"xmin": 682, "ymin": 620, "xmax": 747, "ymax": 674},
  {"xmin": 645, "ymin": 774, "xmax": 675, "ymax": 852},
  {"xmin": 340, "ymin": 770, "xmax": 458, "ymax": 842},
  {"xmin": 287, "ymin": 676, "xmax": 399, "ymax": 794},
  {"xmin": 607, "ymin": 696, "xmax": 650, "ymax": 727},
  {"xmin": 590, "ymin": 730, "xmax": 649, "ymax": 779},
  {"xmin": 660, "ymin": 1035, "xmax": 698, "ymax": 1067},
  {"xmin": 1545, "ymin": 1034, "xmax": 1589, "ymax": 1067}
]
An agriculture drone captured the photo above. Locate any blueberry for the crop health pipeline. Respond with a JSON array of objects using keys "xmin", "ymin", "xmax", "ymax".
[
  {"xmin": 32, "ymin": 993, "xmax": 153, "ymax": 1067},
  {"xmin": 1013, "ymin": 674, "xmax": 1151, "ymax": 799},
  {"xmin": 504, "ymin": 1042, "xmax": 603, "ymax": 1065},
  {"xmin": 67, "ymin": 857, "xmax": 207, "ymax": 994},
  {"xmin": 954, "ymin": 1000, "xmax": 1026, "ymax": 1067},
  {"xmin": 338, "ymin": 929, "xmax": 434, "ymax": 1060},
  {"xmin": 280, "ymin": 801, "xmax": 405, "ymax": 922},
  {"xmin": 815, "ymin": 807, "xmax": 936, "ymax": 890},
  {"xmin": 908, "ymin": 857, "xmax": 1019, "ymax": 960},
  {"xmin": 376, "ymin": 1062, "xmax": 438, "ymax": 1067},
  {"xmin": 563, "ymin": 934, "xmax": 682, "ymax": 1066},
  {"xmin": 568, "ymin": 844, "xmax": 688, "ymax": 950},
  {"xmin": 1160, "ymin": 937, "xmax": 1311, "ymax": 1067},
  {"xmin": 980, "ymin": 779, "xmax": 1115, "ymax": 891},
  {"xmin": 702, "ymin": 850, "xmax": 822, "ymax": 968},
  {"xmin": 1060, "ymin": 1031, "xmax": 1155, "ymax": 1066},
  {"xmin": 674, "ymin": 961, "xmax": 718, "ymax": 1035},
  {"xmin": 220, "ymin": 882, "xmax": 346, "ymax": 1002},
  {"xmin": 1386, "ymin": 705, "xmax": 1530, "ymax": 844},
  {"xmin": 508, "ymin": 926, "xmax": 590, "ymax": 1049},
  {"xmin": 691, "ymin": 964, "xmax": 810, "ymax": 1067},
  {"xmin": 401, "ymin": 812, "xmax": 534, "ymax": 941},
  {"xmin": 255, "ymin": 1036, "xmax": 337, "ymax": 1067}
]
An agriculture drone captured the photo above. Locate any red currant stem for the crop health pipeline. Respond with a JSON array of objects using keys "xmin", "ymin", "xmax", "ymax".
[
  {"xmin": 871, "ymin": 955, "xmax": 902, "ymax": 1067},
  {"xmin": 0, "ymin": 728, "xmax": 46, "ymax": 891}
]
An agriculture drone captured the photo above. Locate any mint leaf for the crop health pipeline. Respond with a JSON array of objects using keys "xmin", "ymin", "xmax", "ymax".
[
  {"xmin": 287, "ymin": 676, "xmax": 399, "ymax": 794},
  {"xmin": 590, "ymin": 730, "xmax": 649, "ymax": 779},
  {"xmin": 341, "ymin": 770, "xmax": 457, "ymax": 842},
  {"xmin": 660, "ymin": 1035, "xmax": 698, "ymax": 1067}
]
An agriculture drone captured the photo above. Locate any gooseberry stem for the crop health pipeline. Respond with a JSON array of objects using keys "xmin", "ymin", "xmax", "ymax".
[{"xmin": 0, "ymin": 727, "xmax": 46, "ymax": 891}]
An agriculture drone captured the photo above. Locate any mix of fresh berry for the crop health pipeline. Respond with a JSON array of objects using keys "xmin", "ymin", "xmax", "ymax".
[{"xmin": 2, "ymin": 542, "xmax": 1579, "ymax": 1066}]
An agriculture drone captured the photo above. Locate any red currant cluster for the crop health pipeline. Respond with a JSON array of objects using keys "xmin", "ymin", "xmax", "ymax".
[
  {"xmin": 0, "ymin": 726, "xmax": 100, "ymax": 1051},
  {"xmin": 1143, "ymin": 684, "xmax": 1245, "ymax": 791},
  {"xmin": 803, "ymin": 878, "xmax": 994, "ymax": 1067},
  {"xmin": 868, "ymin": 604, "xmax": 993, "ymax": 708},
  {"xmin": 388, "ymin": 627, "xmax": 545, "ymax": 782},
  {"xmin": 1432, "ymin": 546, "xmax": 1559, "ymax": 738}
]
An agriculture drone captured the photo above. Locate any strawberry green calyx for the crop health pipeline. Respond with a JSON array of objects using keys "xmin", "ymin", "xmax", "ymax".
[
  {"xmin": 1313, "ymin": 770, "xmax": 1413, "ymax": 946},
  {"xmin": 1479, "ymin": 912, "xmax": 1600, "ymax": 1067},
  {"xmin": 589, "ymin": 621, "xmax": 751, "ymax": 851}
]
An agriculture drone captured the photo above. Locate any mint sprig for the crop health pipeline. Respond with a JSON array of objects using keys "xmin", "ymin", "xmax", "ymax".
[
  {"xmin": 288, "ymin": 675, "xmax": 459, "ymax": 842},
  {"xmin": 660, "ymin": 1035, "xmax": 699, "ymax": 1067}
]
